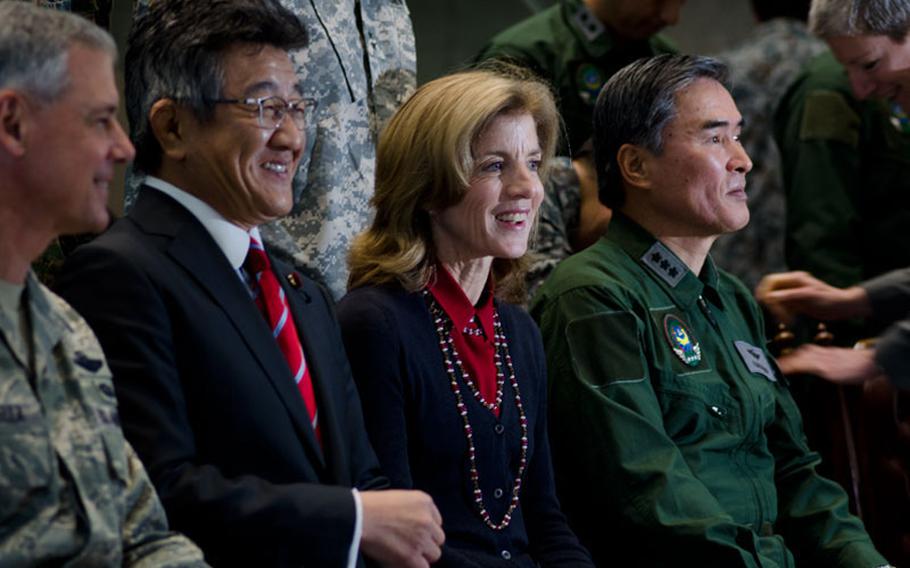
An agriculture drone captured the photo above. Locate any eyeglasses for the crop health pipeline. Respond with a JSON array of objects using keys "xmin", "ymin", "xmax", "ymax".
[{"xmin": 209, "ymin": 95, "xmax": 317, "ymax": 130}]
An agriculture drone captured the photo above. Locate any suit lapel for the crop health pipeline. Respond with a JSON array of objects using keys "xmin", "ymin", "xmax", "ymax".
[{"xmin": 133, "ymin": 189, "xmax": 327, "ymax": 471}]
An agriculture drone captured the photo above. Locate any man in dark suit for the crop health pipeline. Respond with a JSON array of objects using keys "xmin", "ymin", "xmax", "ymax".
[{"xmin": 56, "ymin": 1, "xmax": 443, "ymax": 567}]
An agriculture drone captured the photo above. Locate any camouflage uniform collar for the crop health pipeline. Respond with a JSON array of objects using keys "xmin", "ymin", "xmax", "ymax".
[
  {"xmin": 560, "ymin": 0, "xmax": 669, "ymax": 58},
  {"xmin": 606, "ymin": 213, "xmax": 720, "ymax": 309},
  {"xmin": 0, "ymin": 276, "xmax": 26, "ymax": 368},
  {"xmin": 24, "ymin": 271, "xmax": 67, "ymax": 353},
  {"xmin": 0, "ymin": 272, "xmax": 66, "ymax": 374}
]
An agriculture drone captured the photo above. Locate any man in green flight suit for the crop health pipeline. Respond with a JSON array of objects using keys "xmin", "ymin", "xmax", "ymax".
[
  {"xmin": 531, "ymin": 54, "xmax": 889, "ymax": 567},
  {"xmin": 475, "ymin": 0, "xmax": 680, "ymax": 156}
]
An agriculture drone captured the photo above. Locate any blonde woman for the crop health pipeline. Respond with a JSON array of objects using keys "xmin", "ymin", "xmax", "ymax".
[{"xmin": 338, "ymin": 69, "xmax": 593, "ymax": 567}]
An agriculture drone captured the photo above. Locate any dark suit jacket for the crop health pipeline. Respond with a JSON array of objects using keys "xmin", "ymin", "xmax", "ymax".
[{"xmin": 56, "ymin": 188, "xmax": 386, "ymax": 567}]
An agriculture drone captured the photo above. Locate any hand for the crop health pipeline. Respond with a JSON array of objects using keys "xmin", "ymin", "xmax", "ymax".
[
  {"xmin": 754, "ymin": 271, "xmax": 870, "ymax": 324},
  {"xmin": 360, "ymin": 489, "xmax": 444, "ymax": 568},
  {"xmin": 776, "ymin": 344, "xmax": 881, "ymax": 384}
]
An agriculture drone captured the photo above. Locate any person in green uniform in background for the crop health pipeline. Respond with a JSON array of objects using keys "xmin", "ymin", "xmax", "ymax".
[
  {"xmin": 775, "ymin": 0, "xmax": 910, "ymax": 331},
  {"xmin": 531, "ymin": 54, "xmax": 890, "ymax": 567},
  {"xmin": 757, "ymin": 0, "xmax": 910, "ymax": 391},
  {"xmin": 475, "ymin": 0, "xmax": 681, "ymax": 156}
]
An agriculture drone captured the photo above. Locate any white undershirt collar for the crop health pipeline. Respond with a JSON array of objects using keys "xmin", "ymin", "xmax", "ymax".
[{"xmin": 143, "ymin": 176, "xmax": 260, "ymax": 270}]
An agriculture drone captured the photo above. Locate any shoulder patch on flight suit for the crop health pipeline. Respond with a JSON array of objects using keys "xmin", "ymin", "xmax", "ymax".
[
  {"xmin": 641, "ymin": 242, "xmax": 686, "ymax": 287},
  {"xmin": 567, "ymin": 311, "xmax": 645, "ymax": 387},
  {"xmin": 734, "ymin": 340, "xmax": 777, "ymax": 382},
  {"xmin": 799, "ymin": 90, "xmax": 860, "ymax": 147}
]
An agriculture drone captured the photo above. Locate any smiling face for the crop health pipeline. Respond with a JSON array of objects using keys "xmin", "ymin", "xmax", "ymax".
[
  {"xmin": 431, "ymin": 112, "xmax": 544, "ymax": 265},
  {"xmin": 178, "ymin": 43, "xmax": 303, "ymax": 229},
  {"xmin": 827, "ymin": 34, "xmax": 910, "ymax": 106},
  {"xmin": 23, "ymin": 43, "xmax": 134, "ymax": 234},
  {"xmin": 638, "ymin": 78, "xmax": 752, "ymax": 237}
]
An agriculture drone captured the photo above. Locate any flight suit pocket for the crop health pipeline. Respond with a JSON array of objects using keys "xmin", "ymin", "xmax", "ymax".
[{"xmin": 654, "ymin": 375, "xmax": 741, "ymax": 445}]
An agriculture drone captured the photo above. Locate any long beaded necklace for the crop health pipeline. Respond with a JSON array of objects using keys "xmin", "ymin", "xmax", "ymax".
[{"xmin": 424, "ymin": 290, "xmax": 529, "ymax": 531}]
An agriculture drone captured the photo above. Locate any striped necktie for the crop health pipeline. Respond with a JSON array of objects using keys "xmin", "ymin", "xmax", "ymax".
[{"xmin": 245, "ymin": 237, "xmax": 320, "ymax": 444}]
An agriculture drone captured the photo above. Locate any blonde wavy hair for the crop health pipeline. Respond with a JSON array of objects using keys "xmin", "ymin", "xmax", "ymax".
[{"xmin": 347, "ymin": 66, "xmax": 559, "ymax": 302}]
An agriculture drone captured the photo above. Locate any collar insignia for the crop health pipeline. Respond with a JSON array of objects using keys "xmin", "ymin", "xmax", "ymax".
[
  {"xmin": 571, "ymin": 5, "xmax": 605, "ymax": 42},
  {"xmin": 663, "ymin": 314, "xmax": 701, "ymax": 367},
  {"xmin": 641, "ymin": 242, "xmax": 686, "ymax": 288}
]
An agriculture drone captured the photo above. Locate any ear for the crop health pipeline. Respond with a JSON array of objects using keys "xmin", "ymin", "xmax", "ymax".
[
  {"xmin": 0, "ymin": 90, "xmax": 29, "ymax": 158},
  {"xmin": 148, "ymin": 98, "xmax": 188, "ymax": 161},
  {"xmin": 616, "ymin": 143, "xmax": 654, "ymax": 191}
]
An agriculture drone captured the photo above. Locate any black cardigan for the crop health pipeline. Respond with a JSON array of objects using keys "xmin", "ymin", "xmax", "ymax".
[{"xmin": 338, "ymin": 283, "xmax": 593, "ymax": 568}]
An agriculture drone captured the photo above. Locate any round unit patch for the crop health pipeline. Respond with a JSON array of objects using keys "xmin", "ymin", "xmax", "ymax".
[
  {"xmin": 576, "ymin": 63, "xmax": 604, "ymax": 104},
  {"xmin": 663, "ymin": 314, "xmax": 701, "ymax": 367}
]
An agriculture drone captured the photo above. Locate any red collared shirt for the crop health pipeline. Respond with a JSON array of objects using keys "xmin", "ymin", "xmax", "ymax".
[{"xmin": 428, "ymin": 265, "xmax": 500, "ymax": 417}]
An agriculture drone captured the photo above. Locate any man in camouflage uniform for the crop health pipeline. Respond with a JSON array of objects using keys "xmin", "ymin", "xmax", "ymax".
[
  {"xmin": 127, "ymin": 0, "xmax": 417, "ymax": 299},
  {"xmin": 476, "ymin": 0, "xmax": 680, "ymax": 156},
  {"xmin": 711, "ymin": 0, "xmax": 826, "ymax": 292},
  {"xmin": 0, "ymin": 4, "xmax": 205, "ymax": 565}
]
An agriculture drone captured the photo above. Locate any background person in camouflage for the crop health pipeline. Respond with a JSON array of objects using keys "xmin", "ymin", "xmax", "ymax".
[
  {"xmin": 127, "ymin": 0, "xmax": 417, "ymax": 300},
  {"xmin": 0, "ymin": 3, "xmax": 205, "ymax": 565},
  {"xmin": 710, "ymin": 0, "xmax": 826, "ymax": 292},
  {"xmin": 527, "ymin": 146, "xmax": 611, "ymax": 297},
  {"xmin": 475, "ymin": 0, "xmax": 680, "ymax": 156}
]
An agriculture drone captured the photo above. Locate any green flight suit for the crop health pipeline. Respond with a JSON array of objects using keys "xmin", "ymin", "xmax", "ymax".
[
  {"xmin": 775, "ymin": 51, "xmax": 910, "ymax": 291},
  {"xmin": 530, "ymin": 213, "xmax": 886, "ymax": 567},
  {"xmin": 475, "ymin": 0, "xmax": 675, "ymax": 156}
]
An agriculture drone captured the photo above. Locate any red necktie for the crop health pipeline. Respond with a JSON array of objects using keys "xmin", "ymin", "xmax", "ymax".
[{"xmin": 245, "ymin": 237, "xmax": 320, "ymax": 444}]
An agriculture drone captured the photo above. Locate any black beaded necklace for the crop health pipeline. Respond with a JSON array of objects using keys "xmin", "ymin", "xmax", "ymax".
[{"xmin": 424, "ymin": 290, "xmax": 529, "ymax": 531}]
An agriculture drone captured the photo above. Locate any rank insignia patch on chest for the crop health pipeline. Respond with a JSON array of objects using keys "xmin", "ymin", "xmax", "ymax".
[{"xmin": 663, "ymin": 314, "xmax": 701, "ymax": 367}]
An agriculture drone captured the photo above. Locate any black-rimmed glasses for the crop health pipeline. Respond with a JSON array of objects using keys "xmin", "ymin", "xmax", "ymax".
[{"xmin": 209, "ymin": 95, "xmax": 317, "ymax": 130}]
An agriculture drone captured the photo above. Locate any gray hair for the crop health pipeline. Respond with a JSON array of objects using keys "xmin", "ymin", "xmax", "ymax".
[
  {"xmin": 592, "ymin": 54, "xmax": 729, "ymax": 209},
  {"xmin": 126, "ymin": 0, "xmax": 308, "ymax": 175},
  {"xmin": 0, "ymin": 2, "xmax": 115, "ymax": 102},
  {"xmin": 809, "ymin": 0, "xmax": 910, "ymax": 40}
]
